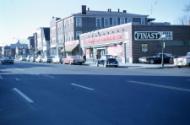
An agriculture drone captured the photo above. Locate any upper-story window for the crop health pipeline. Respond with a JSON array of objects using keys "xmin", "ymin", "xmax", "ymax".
[
  {"xmin": 104, "ymin": 18, "xmax": 109, "ymax": 27},
  {"xmin": 112, "ymin": 18, "xmax": 117, "ymax": 25},
  {"xmin": 125, "ymin": 18, "xmax": 128, "ymax": 23},
  {"xmin": 132, "ymin": 18, "xmax": 142, "ymax": 24},
  {"xmin": 96, "ymin": 18, "xmax": 102, "ymax": 28},
  {"xmin": 118, "ymin": 18, "xmax": 120, "ymax": 25},
  {"xmin": 109, "ymin": 18, "xmax": 112, "ymax": 26},
  {"xmin": 76, "ymin": 17, "xmax": 82, "ymax": 27},
  {"xmin": 120, "ymin": 17, "xmax": 125, "ymax": 24}
]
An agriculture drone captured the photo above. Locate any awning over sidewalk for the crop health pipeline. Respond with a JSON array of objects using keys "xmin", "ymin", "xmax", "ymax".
[{"xmin": 63, "ymin": 40, "xmax": 79, "ymax": 52}]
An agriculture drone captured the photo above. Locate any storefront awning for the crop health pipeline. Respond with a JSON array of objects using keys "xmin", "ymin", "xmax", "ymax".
[{"xmin": 63, "ymin": 40, "xmax": 80, "ymax": 52}]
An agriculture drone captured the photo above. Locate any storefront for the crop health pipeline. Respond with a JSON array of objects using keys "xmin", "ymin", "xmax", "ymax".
[
  {"xmin": 64, "ymin": 40, "xmax": 81, "ymax": 56},
  {"xmin": 81, "ymin": 32, "xmax": 128, "ymax": 63},
  {"xmin": 80, "ymin": 23, "xmax": 190, "ymax": 63}
]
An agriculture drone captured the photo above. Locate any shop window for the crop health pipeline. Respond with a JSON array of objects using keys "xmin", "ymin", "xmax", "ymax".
[{"xmin": 141, "ymin": 44, "xmax": 148, "ymax": 52}]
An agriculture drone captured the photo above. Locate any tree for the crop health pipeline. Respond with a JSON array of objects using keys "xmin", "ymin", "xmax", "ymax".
[{"xmin": 178, "ymin": 3, "xmax": 190, "ymax": 25}]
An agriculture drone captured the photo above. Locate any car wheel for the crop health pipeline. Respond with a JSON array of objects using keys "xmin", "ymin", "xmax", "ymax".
[{"xmin": 150, "ymin": 59, "xmax": 154, "ymax": 64}]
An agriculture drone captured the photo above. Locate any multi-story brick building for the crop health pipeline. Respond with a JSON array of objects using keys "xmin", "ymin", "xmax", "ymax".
[{"xmin": 51, "ymin": 5, "xmax": 153, "ymax": 57}]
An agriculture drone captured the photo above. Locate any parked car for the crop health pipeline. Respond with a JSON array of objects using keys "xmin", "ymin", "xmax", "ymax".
[
  {"xmin": 138, "ymin": 53, "xmax": 174, "ymax": 64},
  {"xmin": 0, "ymin": 56, "xmax": 14, "ymax": 64},
  {"xmin": 18, "ymin": 56, "xmax": 27, "ymax": 61},
  {"xmin": 35, "ymin": 56, "xmax": 43, "ymax": 63},
  {"xmin": 97, "ymin": 55, "xmax": 118, "ymax": 67},
  {"xmin": 52, "ymin": 56, "xmax": 61, "ymax": 64},
  {"xmin": 63, "ymin": 55, "xmax": 84, "ymax": 65},
  {"xmin": 42, "ymin": 56, "xmax": 53, "ymax": 63},
  {"xmin": 174, "ymin": 52, "xmax": 190, "ymax": 67},
  {"xmin": 29, "ymin": 56, "xmax": 35, "ymax": 62}
]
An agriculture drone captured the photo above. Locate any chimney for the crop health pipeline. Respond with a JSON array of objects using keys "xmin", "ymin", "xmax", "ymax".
[
  {"xmin": 118, "ymin": 9, "xmax": 120, "ymax": 13},
  {"xmin": 123, "ymin": 10, "xmax": 127, "ymax": 13},
  {"xmin": 82, "ymin": 5, "xmax": 86, "ymax": 14}
]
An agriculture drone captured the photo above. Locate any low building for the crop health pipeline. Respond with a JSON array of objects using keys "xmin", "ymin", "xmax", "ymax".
[
  {"xmin": 80, "ymin": 23, "xmax": 190, "ymax": 63},
  {"xmin": 10, "ymin": 41, "xmax": 28, "ymax": 58}
]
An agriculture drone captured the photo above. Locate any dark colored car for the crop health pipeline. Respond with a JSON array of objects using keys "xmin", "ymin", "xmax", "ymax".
[
  {"xmin": 0, "ymin": 57, "xmax": 14, "ymax": 64},
  {"xmin": 97, "ymin": 56, "xmax": 118, "ymax": 67},
  {"xmin": 138, "ymin": 53, "xmax": 174, "ymax": 64}
]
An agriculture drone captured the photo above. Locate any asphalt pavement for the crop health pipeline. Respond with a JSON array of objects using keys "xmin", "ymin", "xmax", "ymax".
[{"xmin": 0, "ymin": 62, "xmax": 190, "ymax": 125}]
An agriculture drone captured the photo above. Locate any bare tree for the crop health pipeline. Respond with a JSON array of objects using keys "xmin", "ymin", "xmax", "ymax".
[{"xmin": 178, "ymin": 3, "xmax": 190, "ymax": 25}]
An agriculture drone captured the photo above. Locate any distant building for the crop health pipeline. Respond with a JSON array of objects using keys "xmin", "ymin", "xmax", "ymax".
[
  {"xmin": 35, "ymin": 27, "xmax": 50, "ymax": 57},
  {"xmin": 27, "ymin": 36, "xmax": 35, "ymax": 55},
  {"xmin": 3, "ymin": 46, "xmax": 11, "ymax": 57},
  {"xmin": 0, "ymin": 46, "xmax": 2, "ymax": 57},
  {"xmin": 50, "ymin": 17, "xmax": 61, "ymax": 56},
  {"xmin": 10, "ymin": 41, "xmax": 28, "ymax": 58},
  {"xmin": 51, "ymin": 5, "xmax": 153, "ymax": 57}
]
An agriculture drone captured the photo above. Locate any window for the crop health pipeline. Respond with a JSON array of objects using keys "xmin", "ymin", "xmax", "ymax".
[
  {"xmin": 76, "ymin": 31, "xmax": 82, "ymax": 39},
  {"xmin": 141, "ymin": 44, "xmax": 148, "ymax": 52},
  {"xmin": 133, "ymin": 18, "xmax": 141, "ymax": 24},
  {"xmin": 118, "ymin": 18, "xmax": 120, "ymax": 25},
  {"xmin": 109, "ymin": 18, "xmax": 112, "ymax": 26},
  {"xmin": 120, "ymin": 17, "xmax": 125, "ymax": 24},
  {"xmin": 112, "ymin": 18, "xmax": 117, "ymax": 25},
  {"xmin": 104, "ymin": 18, "xmax": 109, "ymax": 27},
  {"xmin": 125, "ymin": 18, "xmax": 128, "ymax": 23},
  {"xmin": 96, "ymin": 18, "xmax": 101, "ymax": 28},
  {"xmin": 76, "ymin": 17, "xmax": 82, "ymax": 27}
]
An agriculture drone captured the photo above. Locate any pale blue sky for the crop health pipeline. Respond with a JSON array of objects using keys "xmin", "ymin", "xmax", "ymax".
[{"xmin": 0, "ymin": 0, "xmax": 189, "ymax": 45}]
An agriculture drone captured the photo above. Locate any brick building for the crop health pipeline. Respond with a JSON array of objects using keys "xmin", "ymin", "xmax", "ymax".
[{"xmin": 80, "ymin": 23, "xmax": 190, "ymax": 63}]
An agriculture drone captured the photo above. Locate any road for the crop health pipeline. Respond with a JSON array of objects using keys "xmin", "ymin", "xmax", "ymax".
[{"xmin": 0, "ymin": 62, "xmax": 190, "ymax": 125}]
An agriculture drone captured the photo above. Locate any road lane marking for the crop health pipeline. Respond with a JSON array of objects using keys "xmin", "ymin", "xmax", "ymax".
[
  {"xmin": 128, "ymin": 80, "xmax": 190, "ymax": 93},
  {"xmin": 42, "ymin": 74, "xmax": 55, "ymax": 79},
  {"xmin": 71, "ymin": 83, "xmax": 94, "ymax": 91},
  {"xmin": 13, "ymin": 88, "xmax": 34, "ymax": 103},
  {"xmin": 0, "ymin": 75, "xmax": 3, "ymax": 80}
]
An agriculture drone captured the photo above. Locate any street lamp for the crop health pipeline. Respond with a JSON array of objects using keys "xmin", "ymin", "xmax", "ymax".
[{"xmin": 161, "ymin": 34, "xmax": 166, "ymax": 68}]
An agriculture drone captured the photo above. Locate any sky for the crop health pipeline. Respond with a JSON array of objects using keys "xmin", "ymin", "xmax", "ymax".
[{"xmin": 0, "ymin": 0, "xmax": 189, "ymax": 46}]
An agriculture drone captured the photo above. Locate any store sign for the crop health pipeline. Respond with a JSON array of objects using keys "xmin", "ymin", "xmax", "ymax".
[
  {"xmin": 134, "ymin": 31, "xmax": 173, "ymax": 41},
  {"xmin": 82, "ymin": 33, "xmax": 124, "ymax": 46}
]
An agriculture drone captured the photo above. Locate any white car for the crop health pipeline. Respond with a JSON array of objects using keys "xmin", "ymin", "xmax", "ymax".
[
  {"xmin": 35, "ymin": 56, "xmax": 42, "ymax": 63},
  {"xmin": 52, "ymin": 56, "xmax": 60, "ymax": 64},
  {"xmin": 174, "ymin": 52, "xmax": 190, "ymax": 67}
]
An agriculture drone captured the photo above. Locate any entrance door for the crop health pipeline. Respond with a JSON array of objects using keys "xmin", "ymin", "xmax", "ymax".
[{"xmin": 97, "ymin": 49, "xmax": 106, "ymax": 59}]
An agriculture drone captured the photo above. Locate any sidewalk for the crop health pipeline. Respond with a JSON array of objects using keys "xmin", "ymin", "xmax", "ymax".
[{"xmin": 84, "ymin": 61, "xmax": 176, "ymax": 69}]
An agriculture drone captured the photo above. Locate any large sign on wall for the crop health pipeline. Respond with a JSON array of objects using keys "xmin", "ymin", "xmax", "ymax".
[{"xmin": 134, "ymin": 31, "xmax": 173, "ymax": 41}]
